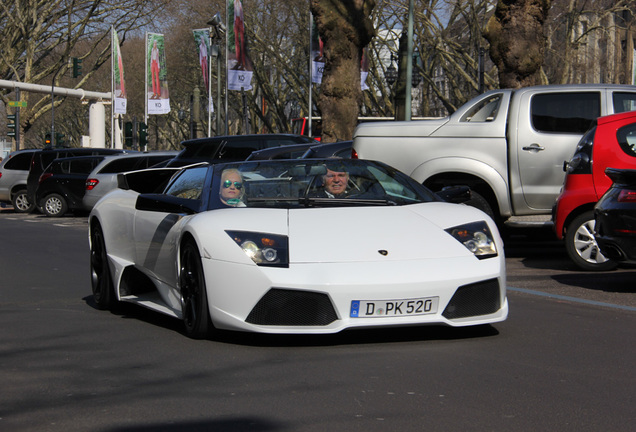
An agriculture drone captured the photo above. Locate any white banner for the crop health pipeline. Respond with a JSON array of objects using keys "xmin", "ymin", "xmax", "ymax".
[
  {"xmin": 228, "ymin": 69, "xmax": 253, "ymax": 91},
  {"xmin": 146, "ymin": 33, "xmax": 171, "ymax": 115},
  {"xmin": 112, "ymin": 29, "xmax": 127, "ymax": 115}
]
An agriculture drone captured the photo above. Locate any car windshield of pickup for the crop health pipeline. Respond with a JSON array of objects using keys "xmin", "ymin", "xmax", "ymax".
[{"xmin": 208, "ymin": 159, "xmax": 438, "ymax": 209}]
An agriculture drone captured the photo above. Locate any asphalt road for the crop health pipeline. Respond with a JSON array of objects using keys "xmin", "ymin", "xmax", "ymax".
[{"xmin": 0, "ymin": 211, "xmax": 634, "ymax": 431}]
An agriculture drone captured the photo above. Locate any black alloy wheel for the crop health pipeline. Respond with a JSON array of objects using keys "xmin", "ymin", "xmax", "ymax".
[
  {"xmin": 180, "ymin": 240, "xmax": 212, "ymax": 339},
  {"xmin": 90, "ymin": 223, "xmax": 116, "ymax": 310}
]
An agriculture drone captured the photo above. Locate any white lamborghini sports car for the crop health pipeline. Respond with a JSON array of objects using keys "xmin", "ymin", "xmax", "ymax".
[{"xmin": 89, "ymin": 159, "xmax": 507, "ymax": 339}]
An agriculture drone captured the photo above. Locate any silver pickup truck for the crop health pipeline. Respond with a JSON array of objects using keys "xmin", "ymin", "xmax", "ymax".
[{"xmin": 353, "ymin": 84, "xmax": 636, "ymax": 225}]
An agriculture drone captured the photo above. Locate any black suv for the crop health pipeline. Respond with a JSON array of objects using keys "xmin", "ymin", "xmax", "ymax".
[
  {"xmin": 26, "ymin": 147, "xmax": 130, "ymax": 207},
  {"xmin": 165, "ymin": 134, "xmax": 319, "ymax": 167},
  {"xmin": 35, "ymin": 155, "xmax": 111, "ymax": 217}
]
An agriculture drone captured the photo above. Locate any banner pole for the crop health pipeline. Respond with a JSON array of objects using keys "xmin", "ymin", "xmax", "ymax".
[
  {"xmin": 111, "ymin": 27, "xmax": 115, "ymax": 148},
  {"xmin": 225, "ymin": 0, "xmax": 229, "ymax": 135},
  {"xmin": 208, "ymin": 30, "xmax": 212, "ymax": 137},
  {"xmin": 144, "ymin": 32, "xmax": 148, "ymax": 126},
  {"xmin": 308, "ymin": 12, "xmax": 313, "ymax": 138}
]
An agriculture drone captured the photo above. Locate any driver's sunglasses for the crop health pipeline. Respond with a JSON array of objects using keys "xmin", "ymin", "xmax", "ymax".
[{"xmin": 223, "ymin": 180, "xmax": 243, "ymax": 189}]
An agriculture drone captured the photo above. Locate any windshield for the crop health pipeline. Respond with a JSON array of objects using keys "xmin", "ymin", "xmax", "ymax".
[{"xmin": 207, "ymin": 159, "xmax": 437, "ymax": 209}]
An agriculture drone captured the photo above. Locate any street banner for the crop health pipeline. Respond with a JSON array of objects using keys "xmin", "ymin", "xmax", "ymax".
[
  {"xmin": 146, "ymin": 33, "xmax": 171, "ymax": 114},
  {"xmin": 112, "ymin": 29, "xmax": 127, "ymax": 114},
  {"xmin": 361, "ymin": 47, "xmax": 370, "ymax": 91},
  {"xmin": 193, "ymin": 29, "xmax": 214, "ymax": 112},
  {"xmin": 311, "ymin": 17, "xmax": 369, "ymax": 90},
  {"xmin": 227, "ymin": 0, "xmax": 253, "ymax": 91},
  {"xmin": 311, "ymin": 19, "xmax": 325, "ymax": 84}
]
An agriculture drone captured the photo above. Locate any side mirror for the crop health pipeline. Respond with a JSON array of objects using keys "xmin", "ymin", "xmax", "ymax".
[
  {"xmin": 437, "ymin": 185, "xmax": 471, "ymax": 204},
  {"xmin": 136, "ymin": 194, "xmax": 200, "ymax": 215}
]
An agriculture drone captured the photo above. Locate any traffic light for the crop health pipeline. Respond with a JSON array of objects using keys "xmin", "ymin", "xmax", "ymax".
[
  {"xmin": 55, "ymin": 132, "xmax": 65, "ymax": 147},
  {"xmin": 138, "ymin": 122, "xmax": 148, "ymax": 147},
  {"xmin": 124, "ymin": 122, "xmax": 134, "ymax": 147},
  {"xmin": 72, "ymin": 57, "xmax": 83, "ymax": 78},
  {"xmin": 7, "ymin": 114, "xmax": 17, "ymax": 138},
  {"xmin": 44, "ymin": 133, "xmax": 52, "ymax": 147}
]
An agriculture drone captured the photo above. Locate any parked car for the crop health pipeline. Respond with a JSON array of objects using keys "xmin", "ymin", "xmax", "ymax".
[
  {"xmin": 245, "ymin": 143, "xmax": 315, "ymax": 160},
  {"xmin": 165, "ymin": 134, "xmax": 319, "ymax": 167},
  {"xmin": 353, "ymin": 84, "xmax": 636, "ymax": 223},
  {"xmin": 82, "ymin": 151, "xmax": 178, "ymax": 211},
  {"xmin": 36, "ymin": 155, "xmax": 109, "ymax": 217},
  {"xmin": 0, "ymin": 149, "xmax": 38, "ymax": 212},
  {"xmin": 302, "ymin": 140, "xmax": 353, "ymax": 159},
  {"xmin": 89, "ymin": 159, "xmax": 507, "ymax": 339},
  {"xmin": 26, "ymin": 147, "xmax": 131, "ymax": 209},
  {"xmin": 594, "ymin": 168, "xmax": 636, "ymax": 265},
  {"xmin": 553, "ymin": 111, "xmax": 636, "ymax": 270},
  {"xmin": 246, "ymin": 140, "xmax": 354, "ymax": 161}
]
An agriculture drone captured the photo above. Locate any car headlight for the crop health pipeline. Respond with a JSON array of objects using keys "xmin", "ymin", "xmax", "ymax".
[
  {"xmin": 226, "ymin": 230, "xmax": 289, "ymax": 267},
  {"xmin": 445, "ymin": 221, "xmax": 497, "ymax": 260}
]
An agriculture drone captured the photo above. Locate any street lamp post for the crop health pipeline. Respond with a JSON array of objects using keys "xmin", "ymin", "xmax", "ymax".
[{"xmin": 405, "ymin": 0, "xmax": 415, "ymax": 121}]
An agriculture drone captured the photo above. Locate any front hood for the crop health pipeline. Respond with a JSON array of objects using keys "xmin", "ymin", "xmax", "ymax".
[
  {"xmin": 288, "ymin": 204, "xmax": 473, "ymax": 263},
  {"xmin": 353, "ymin": 117, "xmax": 448, "ymax": 138}
]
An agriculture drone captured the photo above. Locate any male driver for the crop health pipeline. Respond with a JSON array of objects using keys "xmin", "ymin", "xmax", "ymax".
[{"xmin": 316, "ymin": 163, "xmax": 349, "ymax": 198}]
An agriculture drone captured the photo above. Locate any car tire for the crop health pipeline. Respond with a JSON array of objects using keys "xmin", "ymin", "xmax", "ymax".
[
  {"xmin": 90, "ymin": 223, "xmax": 117, "ymax": 310},
  {"xmin": 464, "ymin": 190, "xmax": 496, "ymax": 220},
  {"xmin": 180, "ymin": 239, "xmax": 213, "ymax": 339},
  {"xmin": 42, "ymin": 193, "xmax": 68, "ymax": 217},
  {"xmin": 12, "ymin": 189, "xmax": 34, "ymax": 213},
  {"xmin": 565, "ymin": 211, "xmax": 617, "ymax": 271}
]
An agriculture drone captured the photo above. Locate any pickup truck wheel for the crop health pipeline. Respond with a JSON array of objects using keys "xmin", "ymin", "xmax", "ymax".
[
  {"xmin": 464, "ymin": 191, "xmax": 495, "ymax": 220},
  {"xmin": 565, "ymin": 211, "xmax": 617, "ymax": 271}
]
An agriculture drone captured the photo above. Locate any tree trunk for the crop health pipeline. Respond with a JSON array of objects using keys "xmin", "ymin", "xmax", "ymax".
[
  {"xmin": 484, "ymin": 0, "xmax": 552, "ymax": 88},
  {"xmin": 310, "ymin": 0, "xmax": 375, "ymax": 142}
]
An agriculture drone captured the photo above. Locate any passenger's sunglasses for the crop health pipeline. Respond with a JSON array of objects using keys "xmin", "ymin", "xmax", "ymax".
[{"xmin": 223, "ymin": 180, "xmax": 243, "ymax": 190}]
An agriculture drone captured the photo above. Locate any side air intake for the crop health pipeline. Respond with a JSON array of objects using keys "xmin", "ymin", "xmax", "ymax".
[
  {"xmin": 246, "ymin": 288, "xmax": 338, "ymax": 326},
  {"xmin": 442, "ymin": 279, "xmax": 501, "ymax": 319}
]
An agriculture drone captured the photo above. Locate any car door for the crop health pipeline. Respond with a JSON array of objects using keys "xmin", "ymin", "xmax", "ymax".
[
  {"xmin": 515, "ymin": 91, "xmax": 601, "ymax": 211},
  {"xmin": 133, "ymin": 165, "xmax": 209, "ymax": 306}
]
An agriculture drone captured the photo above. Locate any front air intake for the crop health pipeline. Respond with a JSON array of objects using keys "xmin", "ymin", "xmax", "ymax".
[
  {"xmin": 246, "ymin": 288, "xmax": 338, "ymax": 326},
  {"xmin": 442, "ymin": 279, "xmax": 501, "ymax": 319}
]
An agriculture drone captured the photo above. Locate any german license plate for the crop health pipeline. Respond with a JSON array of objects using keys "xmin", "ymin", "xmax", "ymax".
[{"xmin": 350, "ymin": 297, "xmax": 439, "ymax": 318}]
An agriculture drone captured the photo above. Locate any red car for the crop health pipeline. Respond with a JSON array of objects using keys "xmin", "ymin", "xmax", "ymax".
[{"xmin": 553, "ymin": 110, "xmax": 636, "ymax": 270}]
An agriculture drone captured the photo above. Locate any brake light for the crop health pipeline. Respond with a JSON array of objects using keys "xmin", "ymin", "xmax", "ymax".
[
  {"xmin": 39, "ymin": 173, "xmax": 53, "ymax": 183},
  {"xmin": 618, "ymin": 189, "xmax": 636, "ymax": 203},
  {"xmin": 86, "ymin": 178, "xmax": 99, "ymax": 190},
  {"xmin": 351, "ymin": 148, "xmax": 358, "ymax": 159}
]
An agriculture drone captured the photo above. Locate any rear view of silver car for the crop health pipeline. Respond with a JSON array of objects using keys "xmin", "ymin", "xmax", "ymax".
[
  {"xmin": 83, "ymin": 151, "xmax": 177, "ymax": 211},
  {"xmin": 0, "ymin": 149, "xmax": 37, "ymax": 212}
]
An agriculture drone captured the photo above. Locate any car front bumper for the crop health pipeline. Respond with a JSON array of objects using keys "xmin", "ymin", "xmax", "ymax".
[{"xmin": 202, "ymin": 255, "xmax": 507, "ymax": 334}]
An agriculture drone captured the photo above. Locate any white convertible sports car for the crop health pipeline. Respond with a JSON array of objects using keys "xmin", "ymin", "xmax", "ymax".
[{"xmin": 89, "ymin": 159, "xmax": 507, "ymax": 338}]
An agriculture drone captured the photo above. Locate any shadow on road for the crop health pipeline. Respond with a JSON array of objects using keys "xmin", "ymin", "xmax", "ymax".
[{"xmin": 552, "ymin": 271, "xmax": 636, "ymax": 293}]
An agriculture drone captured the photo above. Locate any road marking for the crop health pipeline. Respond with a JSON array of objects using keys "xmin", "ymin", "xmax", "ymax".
[{"xmin": 508, "ymin": 286, "xmax": 636, "ymax": 312}]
